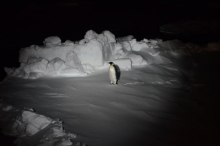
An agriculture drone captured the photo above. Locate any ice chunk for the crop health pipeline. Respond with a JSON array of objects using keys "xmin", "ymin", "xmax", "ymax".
[
  {"xmin": 143, "ymin": 39, "xmax": 162, "ymax": 49},
  {"xmin": 74, "ymin": 39, "xmax": 104, "ymax": 67},
  {"xmin": 131, "ymin": 41, "xmax": 149, "ymax": 51},
  {"xmin": 47, "ymin": 57, "xmax": 65, "ymax": 75},
  {"xmin": 19, "ymin": 45, "xmax": 74, "ymax": 63},
  {"xmin": 121, "ymin": 41, "xmax": 132, "ymax": 51},
  {"xmin": 27, "ymin": 56, "xmax": 41, "ymax": 64},
  {"xmin": 43, "ymin": 36, "xmax": 61, "ymax": 47},
  {"xmin": 16, "ymin": 69, "xmax": 28, "ymax": 78},
  {"xmin": 104, "ymin": 43, "xmax": 125, "ymax": 60},
  {"xmin": 84, "ymin": 30, "xmax": 98, "ymax": 40},
  {"xmin": 30, "ymin": 44, "xmax": 40, "ymax": 50},
  {"xmin": 102, "ymin": 30, "xmax": 116, "ymax": 43},
  {"xmin": 85, "ymin": 30, "xmax": 115, "ymax": 46},
  {"xmin": 63, "ymin": 40, "xmax": 74, "ymax": 46},
  {"xmin": 23, "ymin": 58, "xmax": 49, "ymax": 74},
  {"xmin": 65, "ymin": 51, "xmax": 84, "ymax": 72},
  {"xmin": 125, "ymin": 52, "xmax": 147, "ymax": 66},
  {"xmin": 129, "ymin": 39, "xmax": 137, "ymax": 47},
  {"xmin": 96, "ymin": 33, "xmax": 108, "ymax": 46},
  {"xmin": 22, "ymin": 111, "xmax": 53, "ymax": 135}
]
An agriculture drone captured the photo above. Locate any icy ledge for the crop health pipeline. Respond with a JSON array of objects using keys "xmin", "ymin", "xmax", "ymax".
[{"xmin": 0, "ymin": 100, "xmax": 86, "ymax": 146}]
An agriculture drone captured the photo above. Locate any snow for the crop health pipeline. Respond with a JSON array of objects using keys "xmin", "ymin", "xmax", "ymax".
[
  {"xmin": 103, "ymin": 42, "xmax": 125, "ymax": 60},
  {"xmin": 130, "ymin": 40, "xmax": 149, "ymax": 51},
  {"xmin": 84, "ymin": 30, "xmax": 99, "ymax": 41},
  {"xmin": 0, "ymin": 58, "xmax": 199, "ymax": 145},
  {"xmin": 0, "ymin": 102, "xmax": 77, "ymax": 146},
  {"xmin": 116, "ymin": 35, "xmax": 134, "ymax": 42},
  {"xmin": 120, "ymin": 41, "xmax": 132, "ymax": 51},
  {"xmin": 19, "ymin": 44, "xmax": 74, "ymax": 63},
  {"xmin": 1, "ymin": 30, "xmax": 220, "ymax": 145},
  {"xmin": 47, "ymin": 58, "xmax": 65, "ymax": 76},
  {"xmin": 43, "ymin": 36, "xmax": 62, "ymax": 47},
  {"xmin": 102, "ymin": 30, "xmax": 116, "ymax": 43},
  {"xmin": 73, "ymin": 39, "xmax": 104, "ymax": 67},
  {"xmin": 7, "ymin": 30, "xmax": 167, "ymax": 79},
  {"xmin": 24, "ymin": 58, "xmax": 49, "ymax": 74}
]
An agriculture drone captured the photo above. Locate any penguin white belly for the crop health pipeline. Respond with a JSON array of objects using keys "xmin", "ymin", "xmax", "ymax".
[{"xmin": 109, "ymin": 66, "xmax": 117, "ymax": 84}]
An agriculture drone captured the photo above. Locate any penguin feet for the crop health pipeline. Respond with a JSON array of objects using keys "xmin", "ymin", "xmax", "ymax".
[
  {"xmin": 110, "ymin": 83, "xmax": 118, "ymax": 85},
  {"xmin": 110, "ymin": 82, "xmax": 117, "ymax": 85}
]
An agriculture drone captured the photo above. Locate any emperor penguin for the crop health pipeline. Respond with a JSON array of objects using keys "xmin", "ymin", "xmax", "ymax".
[{"xmin": 109, "ymin": 62, "xmax": 121, "ymax": 85}]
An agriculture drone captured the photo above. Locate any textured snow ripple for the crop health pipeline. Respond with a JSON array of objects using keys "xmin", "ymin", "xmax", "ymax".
[{"xmin": 122, "ymin": 82, "xmax": 145, "ymax": 85}]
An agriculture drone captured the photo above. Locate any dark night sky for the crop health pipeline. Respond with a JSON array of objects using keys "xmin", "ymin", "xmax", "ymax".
[
  {"xmin": 1, "ymin": 0, "xmax": 219, "ymax": 45},
  {"xmin": 0, "ymin": 0, "xmax": 219, "ymax": 77},
  {"xmin": 0, "ymin": 0, "xmax": 219, "ymax": 45}
]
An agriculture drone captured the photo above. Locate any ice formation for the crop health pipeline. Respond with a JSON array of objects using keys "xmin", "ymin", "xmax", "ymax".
[
  {"xmin": 4, "ymin": 30, "xmax": 183, "ymax": 79},
  {"xmin": 0, "ymin": 102, "xmax": 79, "ymax": 146}
]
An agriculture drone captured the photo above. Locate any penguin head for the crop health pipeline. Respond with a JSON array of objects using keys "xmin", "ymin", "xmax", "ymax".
[{"xmin": 109, "ymin": 62, "xmax": 114, "ymax": 65}]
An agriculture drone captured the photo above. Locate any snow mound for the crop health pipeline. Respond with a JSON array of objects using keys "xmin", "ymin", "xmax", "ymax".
[
  {"xmin": 103, "ymin": 42, "xmax": 125, "ymax": 60},
  {"xmin": 47, "ymin": 57, "xmax": 65, "ymax": 76},
  {"xmin": 4, "ymin": 30, "xmax": 192, "ymax": 79},
  {"xmin": 43, "ymin": 36, "xmax": 62, "ymax": 47},
  {"xmin": 19, "ymin": 44, "xmax": 74, "ymax": 63},
  {"xmin": 84, "ymin": 30, "xmax": 98, "ymax": 41},
  {"xmin": 24, "ymin": 57, "xmax": 49, "ymax": 74},
  {"xmin": 0, "ymin": 101, "xmax": 84, "ymax": 146},
  {"xmin": 131, "ymin": 40, "xmax": 150, "ymax": 51},
  {"xmin": 102, "ymin": 30, "xmax": 116, "ymax": 43},
  {"xmin": 125, "ymin": 52, "xmax": 147, "ymax": 66},
  {"xmin": 74, "ymin": 39, "xmax": 104, "ymax": 67}
]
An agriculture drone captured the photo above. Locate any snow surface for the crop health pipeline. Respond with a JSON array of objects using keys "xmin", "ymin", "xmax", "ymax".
[
  {"xmin": 1, "ymin": 31, "xmax": 220, "ymax": 146},
  {"xmin": 0, "ymin": 63, "xmax": 197, "ymax": 146}
]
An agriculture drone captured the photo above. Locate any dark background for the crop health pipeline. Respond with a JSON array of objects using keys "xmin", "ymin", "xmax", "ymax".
[
  {"xmin": 0, "ymin": 1, "xmax": 220, "ymax": 145},
  {"xmin": 0, "ymin": 0, "xmax": 219, "ymax": 80}
]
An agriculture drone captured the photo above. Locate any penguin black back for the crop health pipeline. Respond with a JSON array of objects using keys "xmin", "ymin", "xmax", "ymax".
[{"xmin": 113, "ymin": 64, "xmax": 121, "ymax": 84}]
